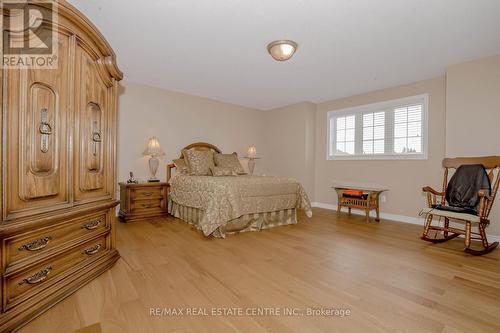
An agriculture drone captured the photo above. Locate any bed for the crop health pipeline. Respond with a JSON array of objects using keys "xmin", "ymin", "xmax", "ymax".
[{"xmin": 167, "ymin": 142, "xmax": 312, "ymax": 238}]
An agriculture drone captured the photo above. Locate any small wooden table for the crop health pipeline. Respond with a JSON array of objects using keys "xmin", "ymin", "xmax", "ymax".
[
  {"xmin": 119, "ymin": 182, "xmax": 169, "ymax": 222},
  {"xmin": 334, "ymin": 186, "xmax": 387, "ymax": 222}
]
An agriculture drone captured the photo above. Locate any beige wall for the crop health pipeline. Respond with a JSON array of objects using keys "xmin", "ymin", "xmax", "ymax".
[
  {"xmin": 446, "ymin": 54, "xmax": 500, "ymax": 156},
  {"xmin": 314, "ymin": 77, "xmax": 446, "ymax": 219},
  {"xmin": 446, "ymin": 54, "xmax": 500, "ymax": 235},
  {"xmin": 259, "ymin": 102, "xmax": 316, "ymax": 196},
  {"xmin": 117, "ymin": 81, "xmax": 263, "ymax": 183}
]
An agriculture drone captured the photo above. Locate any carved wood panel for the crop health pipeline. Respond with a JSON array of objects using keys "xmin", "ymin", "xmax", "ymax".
[
  {"xmin": 4, "ymin": 29, "xmax": 71, "ymax": 219},
  {"xmin": 73, "ymin": 40, "xmax": 114, "ymax": 202},
  {"xmin": 86, "ymin": 102, "xmax": 103, "ymax": 172}
]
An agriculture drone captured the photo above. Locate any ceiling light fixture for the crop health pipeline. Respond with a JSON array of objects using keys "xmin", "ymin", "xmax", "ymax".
[{"xmin": 267, "ymin": 40, "xmax": 298, "ymax": 61}]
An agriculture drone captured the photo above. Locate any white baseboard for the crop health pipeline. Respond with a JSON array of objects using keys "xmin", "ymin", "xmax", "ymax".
[
  {"xmin": 311, "ymin": 201, "xmax": 500, "ymax": 242},
  {"xmin": 311, "ymin": 202, "xmax": 423, "ymax": 225}
]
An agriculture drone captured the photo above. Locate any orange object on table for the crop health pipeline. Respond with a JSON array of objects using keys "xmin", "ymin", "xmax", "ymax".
[{"xmin": 344, "ymin": 189, "xmax": 364, "ymax": 197}]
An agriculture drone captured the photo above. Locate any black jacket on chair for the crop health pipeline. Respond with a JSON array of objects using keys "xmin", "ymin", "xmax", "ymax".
[{"xmin": 433, "ymin": 164, "xmax": 491, "ymax": 215}]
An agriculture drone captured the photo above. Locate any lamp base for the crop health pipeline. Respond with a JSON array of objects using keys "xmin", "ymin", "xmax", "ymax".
[
  {"xmin": 147, "ymin": 179, "xmax": 160, "ymax": 182},
  {"xmin": 248, "ymin": 158, "xmax": 256, "ymax": 176},
  {"xmin": 148, "ymin": 156, "xmax": 160, "ymax": 181}
]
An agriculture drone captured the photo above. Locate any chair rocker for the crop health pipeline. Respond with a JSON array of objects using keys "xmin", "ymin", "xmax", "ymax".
[{"xmin": 421, "ymin": 156, "xmax": 500, "ymax": 255}]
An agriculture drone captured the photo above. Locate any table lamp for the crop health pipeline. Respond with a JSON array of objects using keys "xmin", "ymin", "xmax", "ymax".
[
  {"xmin": 245, "ymin": 145, "xmax": 260, "ymax": 175},
  {"xmin": 143, "ymin": 136, "xmax": 165, "ymax": 182}
]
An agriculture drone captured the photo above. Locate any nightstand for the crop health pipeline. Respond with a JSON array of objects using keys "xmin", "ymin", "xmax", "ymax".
[{"xmin": 118, "ymin": 182, "xmax": 169, "ymax": 222}]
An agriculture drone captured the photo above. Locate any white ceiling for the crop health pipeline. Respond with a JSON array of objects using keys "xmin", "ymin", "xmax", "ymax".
[{"xmin": 69, "ymin": 0, "xmax": 500, "ymax": 110}]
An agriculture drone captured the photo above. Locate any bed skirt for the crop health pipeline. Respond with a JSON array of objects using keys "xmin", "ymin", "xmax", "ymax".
[{"xmin": 170, "ymin": 201, "xmax": 297, "ymax": 238}]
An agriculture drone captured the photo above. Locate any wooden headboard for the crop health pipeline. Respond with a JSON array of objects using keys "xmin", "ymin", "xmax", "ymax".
[{"xmin": 166, "ymin": 142, "xmax": 222, "ymax": 182}]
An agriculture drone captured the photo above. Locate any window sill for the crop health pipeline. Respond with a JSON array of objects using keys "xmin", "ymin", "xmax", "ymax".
[{"xmin": 327, "ymin": 154, "xmax": 428, "ymax": 161}]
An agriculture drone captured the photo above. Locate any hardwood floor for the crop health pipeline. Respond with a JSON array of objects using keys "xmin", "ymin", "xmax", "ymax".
[{"xmin": 20, "ymin": 208, "xmax": 500, "ymax": 333}]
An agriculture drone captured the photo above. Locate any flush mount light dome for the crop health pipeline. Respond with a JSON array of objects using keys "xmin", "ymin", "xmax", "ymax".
[{"xmin": 267, "ymin": 40, "xmax": 298, "ymax": 61}]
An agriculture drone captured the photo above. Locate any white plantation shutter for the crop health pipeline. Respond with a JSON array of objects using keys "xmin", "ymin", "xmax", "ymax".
[
  {"xmin": 393, "ymin": 104, "xmax": 423, "ymax": 154},
  {"xmin": 327, "ymin": 94, "xmax": 428, "ymax": 160},
  {"xmin": 362, "ymin": 111, "xmax": 385, "ymax": 154},
  {"xmin": 334, "ymin": 115, "xmax": 355, "ymax": 155}
]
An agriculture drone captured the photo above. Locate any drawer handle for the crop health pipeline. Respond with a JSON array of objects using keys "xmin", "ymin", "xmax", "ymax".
[
  {"xmin": 142, "ymin": 192, "xmax": 153, "ymax": 196},
  {"xmin": 141, "ymin": 203, "xmax": 152, "ymax": 208},
  {"xmin": 39, "ymin": 108, "xmax": 52, "ymax": 153},
  {"xmin": 82, "ymin": 219, "xmax": 102, "ymax": 230},
  {"xmin": 83, "ymin": 244, "xmax": 102, "ymax": 255},
  {"xmin": 19, "ymin": 266, "xmax": 52, "ymax": 285},
  {"xmin": 18, "ymin": 236, "xmax": 53, "ymax": 252}
]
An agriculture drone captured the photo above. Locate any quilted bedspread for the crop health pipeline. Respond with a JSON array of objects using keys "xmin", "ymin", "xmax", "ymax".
[{"xmin": 169, "ymin": 174, "xmax": 312, "ymax": 236}]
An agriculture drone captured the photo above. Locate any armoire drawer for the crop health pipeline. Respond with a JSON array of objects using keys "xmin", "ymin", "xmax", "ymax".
[
  {"xmin": 4, "ymin": 234, "xmax": 109, "ymax": 310},
  {"xmin": 4, "ymin": 212, "xmax": 108, "ymax": 270}
]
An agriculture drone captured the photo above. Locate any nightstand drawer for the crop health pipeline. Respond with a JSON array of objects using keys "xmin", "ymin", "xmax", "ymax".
[
  {"xmin": 4, "ymin": 233, "xmax": 110, "ymax": 311},
  {"xmin": 131, "ymin": 199, "xmax": 163, "ymax": 212},
  {"xmin": 132, "ymin": 187, "xmax": 163, "ymax": 200},
  {"xmin": 4, "ymin": 212, "xmax": 109, "ymax": 270}
]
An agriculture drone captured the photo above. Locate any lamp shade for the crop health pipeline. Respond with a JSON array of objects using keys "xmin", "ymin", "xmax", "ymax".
[
  {"xmin": 143, "ymin": 136, "xmax": 165, "ymax": 157},
  {"xmin": 247, "ymin": 146, "xmax": 257, "ymax": 158}
]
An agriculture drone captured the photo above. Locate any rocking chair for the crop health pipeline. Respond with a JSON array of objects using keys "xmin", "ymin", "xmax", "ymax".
[{"xmin": 421, "ymin": 156, "xmax": 500, "ymax": 255}]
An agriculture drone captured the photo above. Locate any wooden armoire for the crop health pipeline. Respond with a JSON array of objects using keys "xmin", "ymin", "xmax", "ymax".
[{"xmin": 0, "ymin": 1, "xmax": 122, "ymax": 331}]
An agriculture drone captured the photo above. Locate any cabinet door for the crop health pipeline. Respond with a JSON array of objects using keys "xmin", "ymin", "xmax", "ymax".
[
  {"xmin": 3, "ymin": 31, "xmax": 71, "ymax": 220},
  {"xmin": 73, "ymin": 40, "xmax": 115, "ymax": 203}
]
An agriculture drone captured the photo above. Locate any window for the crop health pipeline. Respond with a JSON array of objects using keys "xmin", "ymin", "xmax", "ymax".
[
  {"xmin": 334, "ymin": 115, "xmax": 355, "ymax": 155},
  {"xmin": 327, "ymin": 94, "xmax": 428, "ymax": 160}
]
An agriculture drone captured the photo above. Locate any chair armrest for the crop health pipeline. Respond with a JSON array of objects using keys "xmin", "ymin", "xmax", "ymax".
[
  {"xmin": 478, "ymin": 189, "xmax": 492, "ymax": 200},
  {"xmin": 422, "ymin": 186, "xmax": 444, "ymax": 196},
  {"xmin": 478, "ymin": 190, "xmax": 492, "ymax": 219},
  {"xmin": 422, "ymin": 186, "xmax": 444, "ymax": 208}
]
